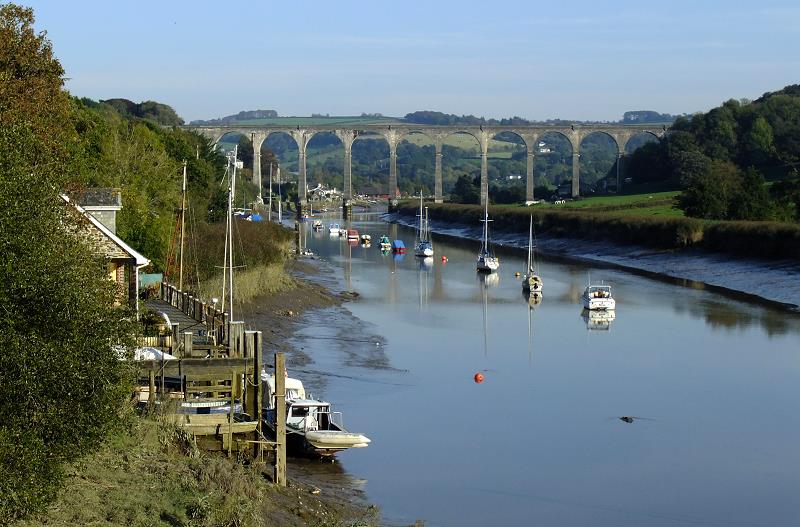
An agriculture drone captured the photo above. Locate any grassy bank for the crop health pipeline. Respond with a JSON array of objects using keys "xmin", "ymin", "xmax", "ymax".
[
  {"xmin": 397, "ymin": 201, "xmax": 800, "ymax": 259},
  {"xmin": 14, "ymin": 416, "xmax": 377, "ymax": 527},
  {"xmin": 186, "ymin": 220, "xmax": 296, "ymax": 304}
]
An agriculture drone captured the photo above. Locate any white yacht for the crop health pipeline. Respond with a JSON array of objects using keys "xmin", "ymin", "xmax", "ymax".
[
  {"xmin": 476, "ymin": 201, "xmax": 499, "ymax": 273},
  {"xmin": 414, "ymin": 194, "xmax": 434, "ymax": 257}
]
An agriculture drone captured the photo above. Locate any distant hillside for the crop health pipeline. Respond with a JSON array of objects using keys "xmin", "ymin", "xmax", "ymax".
[
  {"xmin": 190, "ymin": 109, "xmax": 279, "ymax": 126},
  {"xmin": 622, "ymin": 110, "xmax": 679, "ymax": 124},
  {"xmin": 403, "ymin": 110, "xmax": 679, "ymax": 126},
  {"xmin": 100, "ymin": 98, "xmax": 183, "ymax": 126}
]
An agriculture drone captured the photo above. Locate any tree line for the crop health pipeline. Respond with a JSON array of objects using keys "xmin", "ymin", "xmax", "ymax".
[
  {"xmin": 626, "ymin": 86, "xmax": 800, "ymax": 221},
  {"xmin": 0, "ymin": 4, "xmax": 236, "ymax": 521}
]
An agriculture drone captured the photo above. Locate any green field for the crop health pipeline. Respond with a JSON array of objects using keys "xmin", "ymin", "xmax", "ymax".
[
  {"xmin": 402, "ymin": 132, "xmax": 521, "ymax": 152},
  {"xmin": 514, "ymin": 191, "xmax": 684, "ymax": 217},
  {"xmin": 221, "ymin": 116, "xmax": 402, "ymax": 127}
]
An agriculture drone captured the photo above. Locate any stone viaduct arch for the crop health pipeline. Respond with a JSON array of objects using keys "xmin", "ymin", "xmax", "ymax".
[{"xmin": 188, "ymin": 124, "xmax": 667, "ymax": 208}]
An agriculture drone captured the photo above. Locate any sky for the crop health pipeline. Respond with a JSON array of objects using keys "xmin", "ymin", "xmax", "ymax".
[{"xmin": 23, "ymin": 0, "xmax": 800, "ymax": 123}]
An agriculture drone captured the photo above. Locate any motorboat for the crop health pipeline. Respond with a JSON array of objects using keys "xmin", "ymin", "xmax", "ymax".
[
  {"xmin": 261, "ymin": 371, "xmax": 370, "ymax": 456},
  {"xmin": 582, "ymin": 283, "xmax": 616, "ymax": 311},
  {"xmin": 312, "ymin": 220, "xmax": 323, "ymax": 231},
  {"xmin": 392, "ymin": 239, "xmax": 407, "ymax": 254},
  {"xmin": 347, "ymin": 228, "xmax": 359, "ymax": 241},
  {"xmin": 379, "ymin": 235, "xmax": 392, "ymax": 251},
  {"xmin": 476, "ymin": 201, "xmax": 499, "ymax": 273},
  {"xmin": 328, "ymin": 223, "xmax": 341, "ymax": 235},
  {"xmin": 360, "ymin": 234, "xmax": 371, "ymax": 242},
  {"xmin": 522, "ymin": 215, "xmax": 543, "ymax": 293},
  {"xmin": 414, "ymin": 194, "xmax": 434, "ymax": 258}
]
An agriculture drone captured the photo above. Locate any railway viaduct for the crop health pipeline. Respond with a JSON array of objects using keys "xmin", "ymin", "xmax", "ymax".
[{"xmin": 187, "ymin": 123, "xmax": 667, "ymax": 208}]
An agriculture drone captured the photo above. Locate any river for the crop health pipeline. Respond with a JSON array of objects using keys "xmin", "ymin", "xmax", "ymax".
[{"xmin": 287, "ymin": 211, "xmax": 800, "ymax": 527}]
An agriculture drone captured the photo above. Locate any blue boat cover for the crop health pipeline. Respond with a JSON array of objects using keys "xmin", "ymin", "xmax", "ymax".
[{"xmin": 391, "ymin": 240, "xmax": 406, "ymax": 249}]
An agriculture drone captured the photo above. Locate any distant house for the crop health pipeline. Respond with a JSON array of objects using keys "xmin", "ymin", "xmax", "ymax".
[{"xmin": 61, "ymin": 190, "xmax": 150, "ymax": 313}]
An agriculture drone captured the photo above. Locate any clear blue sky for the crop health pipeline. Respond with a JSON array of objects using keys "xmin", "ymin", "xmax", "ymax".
[{"xmin": 23, "ymin": 0, "xmax": 800, "ymax": 122}]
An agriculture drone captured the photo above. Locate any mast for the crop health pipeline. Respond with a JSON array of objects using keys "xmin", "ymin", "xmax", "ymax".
[
  {"xmin": 277, "ymin": 166, "xmax": 282, "ymax": 223},
  {"xmin": 178, "ymin": 160, "xmax": 187, "ymax": 291},
  {"xmin": 228, "ymin": 146, "xmax": 236, "ymax": 321},
  {"xmin": 527, "ymin": 215, "xmax": 533, "ymax": 273},
  {"xmin": 481, "ymin": 200, "xmax": 490, "ymax": 253},
  {"xmin": 268, "ymin": 163, "xmax": 273, "ymax": 222},
  {"xmin": 418, "ymin": 192, "xmax": 423, "ymax": 242}
]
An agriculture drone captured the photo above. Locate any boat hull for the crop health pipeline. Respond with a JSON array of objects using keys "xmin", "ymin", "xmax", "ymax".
[
  {"xmin": 477, "ymin": 256, "xmax": 500, "ymax": 273},
  {"xmin": 583, "ymin": 296, "xmax": 616, "ymax": 310},
  {"xmin": 522, "ymin": 274, "xmax": 543, "ymax": 292}
]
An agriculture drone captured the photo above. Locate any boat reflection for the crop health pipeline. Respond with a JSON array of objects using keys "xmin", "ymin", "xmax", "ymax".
[
  {"xmin": 418, "ymin": 256, "xmax": 433, "ymax": 271},
  {"xmin": 581, "ymin": 308, "xmax": 616, "ymax": 331},
  {"xmin": 523, "ymin": 289, "xmax": 543, "ymax": 307},
  {"xmin": 478, "ymin": 272, "xmax": 500, "ymax": 288}
]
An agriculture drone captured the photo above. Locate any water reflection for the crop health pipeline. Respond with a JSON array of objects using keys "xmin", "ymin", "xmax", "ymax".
[
  {"xmin": 298, "ymin": 213, "xmax": 800, "ymax": 527},
  {"xmin": 581, "ymin": 308, "xmax": 616, "ymax": 331}
]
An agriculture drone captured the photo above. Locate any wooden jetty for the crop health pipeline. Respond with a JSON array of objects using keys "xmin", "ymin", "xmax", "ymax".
[{"xmin": 136, "ymin": 282, "xmax": 286, "ymax": 485}]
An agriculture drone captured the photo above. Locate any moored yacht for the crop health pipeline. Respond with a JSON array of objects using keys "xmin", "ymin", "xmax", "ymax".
[
  {"xmin": 521, "ymin": 215, "xmax": 543, "ymax": 293},
  {"xmin": 476, "ymin": 201, "xmax": 499, "ymax": 273},
  {"xmin": 414, "ymin": 194, "xmax": 434, "ymax": 257}
]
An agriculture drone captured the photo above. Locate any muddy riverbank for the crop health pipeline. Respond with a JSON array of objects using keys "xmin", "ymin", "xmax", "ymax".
[
  {"xmin": 242, "ymin": 259, "xmax": 401, "ymax": 525},
  {"xmin": 390, "ymin": 212, "xmax": 800, "ymax": 312}
]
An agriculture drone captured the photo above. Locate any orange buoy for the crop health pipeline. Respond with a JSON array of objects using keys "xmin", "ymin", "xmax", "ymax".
[{"xmin": 473, "ymin": 372, "xmax": 485, "ymax": 383}]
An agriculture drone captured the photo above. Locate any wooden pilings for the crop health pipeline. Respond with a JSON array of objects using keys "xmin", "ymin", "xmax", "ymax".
[{"xmin": 274, "ymin": 352, "xmax": 286, "ymax": 487}]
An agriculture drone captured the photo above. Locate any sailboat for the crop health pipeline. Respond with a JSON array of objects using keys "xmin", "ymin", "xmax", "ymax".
[
  {"xmin": 414, "ymin": 193, "xmax": 434, "ymax": 257},
  {"xmin": 522, "ymin": 215, "xmax": 543, "ymax": 294},
  {"xmin": 476, "ymin": 200, "xmax": 499, "ymax": 273}
]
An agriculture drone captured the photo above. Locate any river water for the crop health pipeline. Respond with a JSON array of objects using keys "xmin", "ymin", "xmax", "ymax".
[{"xmin": 289, "ymin": 212, "xmax": 800, "ymax": 527}]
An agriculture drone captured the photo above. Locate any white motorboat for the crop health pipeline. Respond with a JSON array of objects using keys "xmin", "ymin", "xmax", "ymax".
[
  {"xmin": 312, "ymin": 220, "xmax": 323, "ymax": 230},
  {"xmin": 522, "ymin": 215, "xmax": 543, "ymax": 293},
  {"xmin": 328, "ymin": 223, "xmax": 341, "ymax": 235},
  {"xmin": 262, "ymin": 372, "xmax": 370, "ymax": 456},
  {"xmin": 582, "ymin": 284, "xmax": 616, "ymax": 311},
  {"xmin": 414, "ymin": 194, "xmax": 434, "ymax": 257},
  {"xmin": 476, "ymin": 201, "xmax": 499, "ymax": 273}
]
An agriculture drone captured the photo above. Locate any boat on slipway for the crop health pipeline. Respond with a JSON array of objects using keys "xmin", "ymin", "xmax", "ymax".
[{"xmin": 261, "ymin": 372, "xmax": 370, "ymax": 456}]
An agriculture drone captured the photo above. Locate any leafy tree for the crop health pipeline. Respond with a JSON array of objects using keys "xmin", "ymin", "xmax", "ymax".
[
  {"xmin": 450, "ymin": 174, "xmax": 480, "ymax": 204},
  {"xmin": 0, "ymin": 5, "xmax": 135, "ymax": 521},
  {"xmin": 677, "ymin": 160, "xmax": 742, "ymax": 219},
  {"xmin": 729, "ymin": 167, "xmax": 772, "ymax": 220},
  {"xmin": 101, "ymin": 98, "xmax": 184, "ymax": 126}
]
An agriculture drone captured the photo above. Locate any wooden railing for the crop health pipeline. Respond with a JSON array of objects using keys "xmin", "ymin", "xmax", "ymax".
[{"xmin": 159, "ymin": 282, "xmax": 228, "ymax": 345}]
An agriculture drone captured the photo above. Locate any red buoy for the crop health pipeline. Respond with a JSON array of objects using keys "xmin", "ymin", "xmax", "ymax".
[
  {"xmin": 441, "ymin": 255, "xmax": 448, "ymax": 262},
  {"xmin": 473, "ymin": 372, "xmax": 485, "ymax": 383}
]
